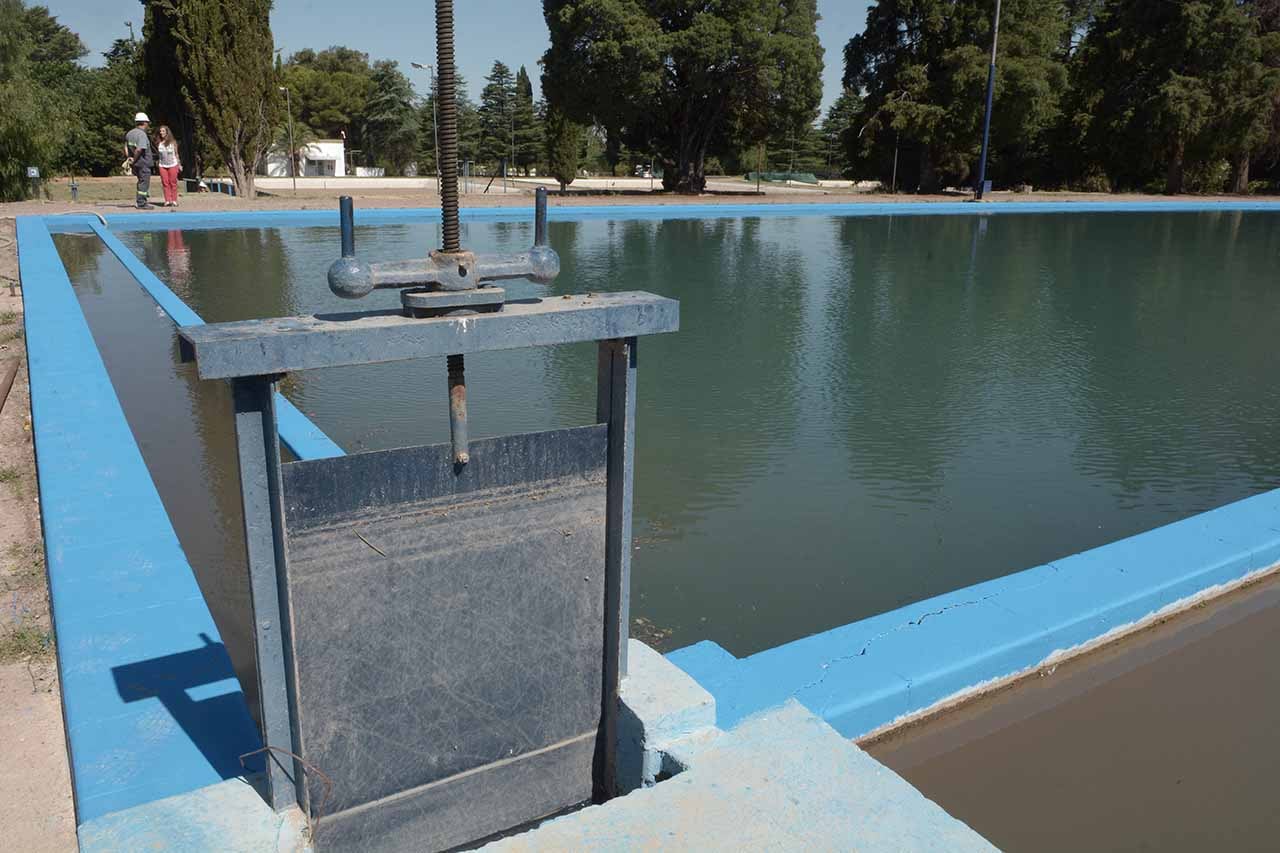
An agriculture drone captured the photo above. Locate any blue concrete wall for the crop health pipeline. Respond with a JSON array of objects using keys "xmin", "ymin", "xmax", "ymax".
[
  {"xmin": 21, "ymin": 201, "xmax": 1280, "ymax": 828},
  {"xmin": 668, "ymin": 487, "xmax": 1280, "ymax": 738},
  {"xmin": 41, "ymin": 199, "xmax": 1280, "ymax": 235},
  {"xmin": 85, "ymin": 220, "xmax": 342, "ymax": 461},
  {"xmin": 16, "ymin": 217, "xmax": 266, "ymax": 823}
]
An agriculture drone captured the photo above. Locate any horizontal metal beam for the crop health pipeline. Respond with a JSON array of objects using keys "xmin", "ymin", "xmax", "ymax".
[{"xmin": 178, "ymin": 291, "xmax": 679, "ymax": 379}]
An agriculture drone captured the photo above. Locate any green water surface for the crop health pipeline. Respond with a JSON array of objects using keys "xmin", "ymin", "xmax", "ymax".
[{"xmin": 62, "ymin": 210, "xmax": 1280, "ymax": 665}]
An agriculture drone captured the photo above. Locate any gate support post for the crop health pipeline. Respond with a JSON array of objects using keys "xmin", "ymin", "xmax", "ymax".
[
  {"xmin": 597, "ymin": 338, "xmax": 637, "ymax": 798},
  {"xmin": 231, "ymin": 376, "xmax": 304, "ymax": 812}
]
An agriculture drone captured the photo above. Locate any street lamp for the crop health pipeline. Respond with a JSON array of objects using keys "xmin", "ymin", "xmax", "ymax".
[
  {"xmin": 278, "ymin": 86, "xmax": 297, "ymax": 195},
  {"xmin": 410, "ymin": 62, "xmax": 441, "ymax": 195},
  {"xmin": 974, "ymin": 0, "xmax": 1002, "ymax": 200}
]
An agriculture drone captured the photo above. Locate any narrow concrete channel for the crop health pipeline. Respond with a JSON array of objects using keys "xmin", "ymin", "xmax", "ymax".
[{"xmin": 867, "ymin": 573, "xmax": 1280, "ymax": 851}]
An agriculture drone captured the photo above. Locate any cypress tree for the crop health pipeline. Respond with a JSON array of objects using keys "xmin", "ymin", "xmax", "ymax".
[{"xmin": 143, "ymin": 0, "xmax": 280, "ymax": 196}]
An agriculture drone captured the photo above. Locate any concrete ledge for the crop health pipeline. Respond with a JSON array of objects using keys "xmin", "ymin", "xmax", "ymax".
[
  {"xmin": 77, "ymin": 777, "xmax": 308, "ymax": 853},
  {"xmin": 487, "ymin": 700, "xmax": 994, "ymax": 851},
  {"xmin": 669, "ymin": 487, "xmax": 1280, "ymax": 739},
  {"xmin": 616, "ymin": 639, "xmax": 717, "ymax": 792},
  {"xmin": 17, "ymin": 218, "xmax": 264, "ymax": 824}
]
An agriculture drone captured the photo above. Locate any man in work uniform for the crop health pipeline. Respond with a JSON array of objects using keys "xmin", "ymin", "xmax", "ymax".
[{"xmin": 124, "ymin": 112, "xmax": 154, "ymax": 209}]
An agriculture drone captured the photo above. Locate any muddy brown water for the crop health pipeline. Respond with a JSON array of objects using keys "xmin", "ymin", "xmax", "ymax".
[{"xmin": 867, "ymin": 574, "xmax": 1280, "ymax": 852}]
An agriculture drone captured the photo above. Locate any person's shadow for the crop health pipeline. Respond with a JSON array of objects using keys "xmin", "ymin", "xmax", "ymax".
[{"xmin": 112, "ymin": 633, "xmax": 266, "ymax": 780}]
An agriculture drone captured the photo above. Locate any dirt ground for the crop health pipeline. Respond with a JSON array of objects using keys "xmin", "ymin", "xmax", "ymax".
[{"xmin": 0, "ymin": 217, "xmax": 76, "ymax": 851}]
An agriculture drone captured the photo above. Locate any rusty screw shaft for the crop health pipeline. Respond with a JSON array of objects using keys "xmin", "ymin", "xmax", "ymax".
[{"xmin": 447, "ymin": 353, "xmax": 469, "ymax": 465}]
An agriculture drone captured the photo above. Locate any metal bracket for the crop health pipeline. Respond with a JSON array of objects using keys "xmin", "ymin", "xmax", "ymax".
[{"xmin": 326, "ymin": 187, "xmax": 559, "ymax": 316}]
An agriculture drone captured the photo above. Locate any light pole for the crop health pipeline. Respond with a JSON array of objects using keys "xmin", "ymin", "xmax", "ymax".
[
  {"xmin": 278, "ymin": 86, "xmax": 297, "ymax": 195},
  {"xmin": 974, "ymin": 0, "xmax": 1002, "ymax": 200},
  {"xmin": 410, "ymin": 62, "xmax": 441, "ymax": 195}
]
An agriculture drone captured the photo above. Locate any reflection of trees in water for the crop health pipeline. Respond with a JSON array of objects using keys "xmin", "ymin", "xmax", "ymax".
[
  {"xmin": 825, "ymin": 211, "xmax": 1280, "ymax": 519},
  {"xmin": 59, "ymin": 242, "xmax": 262, "ymax": 723},
  {"xmin": 52, "ymin": 234, "xmax": 107, "ymax": 294},
  {"xmin": 823, "ymin": 215, "xmax": 990, "ymax": 501},
  {"xmin": 539, "ymin": 216, "xmax": 810, "ymax": 536},
  {"xmin": 1063, "ymin": 212, "xmax": 1280, "ymax": 507},
  {"xmin": 135, "ymin": 227, "xmax": 294, "ymax": 322}
]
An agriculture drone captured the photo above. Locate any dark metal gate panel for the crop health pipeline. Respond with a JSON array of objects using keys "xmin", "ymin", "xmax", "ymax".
[{"xmin": 282, "ymin": 425, "xmax": 609, "ymax": 849}]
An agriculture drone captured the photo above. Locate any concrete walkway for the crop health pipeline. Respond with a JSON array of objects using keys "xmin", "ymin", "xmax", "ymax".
[{"xmin": 487, "ymin": 701, "xmax": 994, "ymax": 852}]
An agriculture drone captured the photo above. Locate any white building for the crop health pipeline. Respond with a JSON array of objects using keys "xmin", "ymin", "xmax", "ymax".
[{"xmin": 263, "ymin": 140, "xmax": 347, "ymax": 178}]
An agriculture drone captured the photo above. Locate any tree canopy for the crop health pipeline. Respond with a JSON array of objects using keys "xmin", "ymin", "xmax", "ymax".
[
  {"xmin": 144, "ymin": 0, "xmax": 279, "ymax": 196},
  {"xmin": 542, "ymin": 0, "xmax": 824, "ymax": 192},
  {"xmin": 0, "ymin": 0, "xmax": 71, "ymax": 199},
  {"xmin": 844, "ymin": 0, "xmax": 1280, "ymax": 193}
]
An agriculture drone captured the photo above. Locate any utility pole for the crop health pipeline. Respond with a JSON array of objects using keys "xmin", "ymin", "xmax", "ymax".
[
  {"xmin": 411, "ymin": 62, "xmax": 441, "ymax": 195},
  {"xmin": 974, "ymin": 0, "xmax": 1002, "ymax": 200},
  {"xmin": 124, "ymin": 21, "xmax": 135, "ymax": 42},
  {"xmin": 278, "ymin": 87, "xmax": 297, "ymax": 195}
]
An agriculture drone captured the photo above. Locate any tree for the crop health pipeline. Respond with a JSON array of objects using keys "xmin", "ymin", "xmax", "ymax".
[
  {"xmin": 513, "ymin": 65, "xmax": 541, "ymax": 174},
  {"xmin": 545, "ymin": 102, "xmax": 582, "ymax": 190},
  {"xmin": 142, "ymin": 2, "xmax": 202, "ymax": 176},
  {"xmin": 364, "ymin": 60, "xmax": 419, "ymax": 174},
  {"xmin": 0, "ymin": 0, "xmax": 63, "ymax": 199},
  {"xmin": 844, "ymin": 0, "xmax": 1068, "ymax": 192},
  {"xmin": 478, "ymin": 60, "xmax": 516, "ymax": 171},
  {"xmin": 281, "ymin": 47, "xmax": 374, "ymax": 154},
  {"xmin": 60, "ymin": 39, "xmax": 148, "ymax": 177},
  {"xmin": 821, "ymin": 89, "xmax": 861, "ymax": 177},
  {"xmin": 22, "ymin": 5, "xmax": 83, "ymax": 85},
  {"xmin": 417, "ymin": 71, "xmax": 481, "ymax": 175},
  {"xmin": 143, "ymin": 0, "xmax": 280, "ymax": 196},
  {"xmin": 1074, "ymin": 0, "xmax": 1277, "ymax": 193},
  {"xmin": 543, "ymin": 0, "xmax": 823, "ymax": 193}
]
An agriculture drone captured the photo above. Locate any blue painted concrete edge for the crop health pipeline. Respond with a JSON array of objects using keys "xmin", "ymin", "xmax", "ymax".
[
  {"xmin": 668, "ymin": 487, "xmax": 1280, "ymax": 739},
  {"xmin": 17, "ymin": 217, "xmax": 265, "ymax": 824},
  {"xmin": 41, "ymin": 199, "xmax": 1280, "ymax": 234},
  {"xmin": 82, "ymin": 220, "xmax": 343, "ymax": 461}
]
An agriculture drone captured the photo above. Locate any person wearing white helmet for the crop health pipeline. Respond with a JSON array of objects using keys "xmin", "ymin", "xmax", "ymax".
[{"xmin": 123, "ymin": 112, "xmax": 154, "ymax": 209}]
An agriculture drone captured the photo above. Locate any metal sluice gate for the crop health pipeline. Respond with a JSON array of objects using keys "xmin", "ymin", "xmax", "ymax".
[
  {"xmin": 179, "ymin": 189, "xmax": 677, "ymax": 849},
  {"xmin": 177, "ymin": 5, "xmax": 678, "ymax": 840}
]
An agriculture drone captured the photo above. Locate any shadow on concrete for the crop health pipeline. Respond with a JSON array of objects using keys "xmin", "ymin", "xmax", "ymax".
[{"xmin": 111, "ymin": 633, "xmax": 265, "ymax": 780}]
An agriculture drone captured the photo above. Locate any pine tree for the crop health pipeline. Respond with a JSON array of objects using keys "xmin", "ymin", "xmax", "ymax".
[
  {"xmin": 364, "ymin": 60, "xmax": 419, "ymax": 174},
  {"xmin": 513, "ymin": 65, "xmax": 541, "ymax": 175},
  {"xmin": 417, "ymin": 71, "xmax": 482, "ymax": 175},
  {"xmin": 478, "ymin": 60, "xmax": 516, "ymax": 171},
  {"xmin": 821, "ymin": 90, "xmax": 860, "ymax": 178}
]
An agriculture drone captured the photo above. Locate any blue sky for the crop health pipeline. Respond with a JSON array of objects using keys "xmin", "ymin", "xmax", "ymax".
[{"xmin": 47, "ymin": 1, "xmax": 866, "ymax": 113}]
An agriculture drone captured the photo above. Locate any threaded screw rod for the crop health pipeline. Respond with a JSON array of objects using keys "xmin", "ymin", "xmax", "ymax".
[{"xmin": 436, "ymin": 0, "xmax": 460, "ymax": 253}]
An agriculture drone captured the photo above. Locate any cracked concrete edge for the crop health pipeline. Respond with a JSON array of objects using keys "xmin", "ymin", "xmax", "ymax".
[
  {"xmin": 668, "ymin": 487, "xmax": 1280, "ymax": 740},
  {"xmin": 857, "ymin": 558, "xmax": 1280, "ymax": 744}
]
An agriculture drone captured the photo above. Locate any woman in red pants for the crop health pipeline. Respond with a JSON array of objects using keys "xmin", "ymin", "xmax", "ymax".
[{"xmin": 156, "ymin": 126, "xmax": 182, "ymax": 207}]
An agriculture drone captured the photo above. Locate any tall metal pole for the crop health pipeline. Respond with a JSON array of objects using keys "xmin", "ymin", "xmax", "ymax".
[
  {"xmin": 431, "ymin": 66, "xmax": 441, "ymax": 196},
  {"xmin": 412, "ymin": 62, "xmax": 442, "ymax": 195},
  {"xmin": 974, "ymin": 0, "xmax": 1001, "ymax": 200}
]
